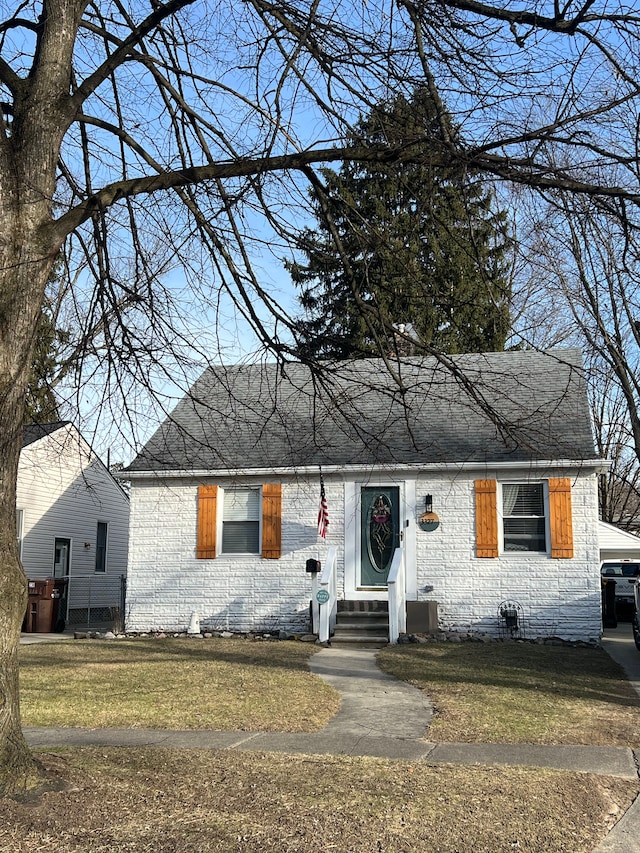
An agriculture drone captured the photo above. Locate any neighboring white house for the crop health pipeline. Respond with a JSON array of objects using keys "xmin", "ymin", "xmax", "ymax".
[
  {"xmin": 122, "ymin": 349, "xmax": 607, "ymax": 643},
  {"xmin": 599, "ymin": 521, "xmax": 640, "ymax": 561},
  {"xmin": 18, "ymin": 422, "xmax": 130, "ymax": 630}
]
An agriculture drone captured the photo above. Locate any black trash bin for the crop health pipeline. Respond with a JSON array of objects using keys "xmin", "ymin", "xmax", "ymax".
[
  {"xmin": 51, "ymin": 578, "xmax": 68, "ymax": 632},
  {"xmin": 602, "ymin": 578, "xmax": 617, "ymax": 629}
]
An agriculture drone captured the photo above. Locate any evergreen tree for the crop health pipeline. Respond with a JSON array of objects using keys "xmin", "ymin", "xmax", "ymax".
[
  {"xmin": 25, "ymin": 259, "xmax": 68, "ymax": 425},
  {"xmin": 23, "ymin": 305, "xmax": 64, "ymax": 424},
  {"xmin": 288, "ymin": 87, "xmax": 512, "ymax": 358}
]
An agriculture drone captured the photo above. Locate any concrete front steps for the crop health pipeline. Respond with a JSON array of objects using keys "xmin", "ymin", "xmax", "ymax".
[{"xmin": 331, "ymin": 600, "xmax": 389, "ymax": 648}]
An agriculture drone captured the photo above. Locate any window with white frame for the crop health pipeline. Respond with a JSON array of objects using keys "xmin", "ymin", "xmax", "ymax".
[
  {"xmin": 222, "ymin": 488, "xmax": 260, "ymax": 554},
  {"xmin": 501, "ymin": 482, "xmax": 547, "ymax": 553}
]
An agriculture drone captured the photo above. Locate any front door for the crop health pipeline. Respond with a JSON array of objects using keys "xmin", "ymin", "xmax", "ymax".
[
  {"xmin": 53, "ymin": 538, "xmax": 71, "ymax": 628},
  {"xmin": 360, "ymin": 486, "xmax": 400, "ymax": 587}
]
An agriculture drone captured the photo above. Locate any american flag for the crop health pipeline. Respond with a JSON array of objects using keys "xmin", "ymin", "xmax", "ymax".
[{"xmin": 317, "ymin": 475, "xmax": 330, "ymax": 539}]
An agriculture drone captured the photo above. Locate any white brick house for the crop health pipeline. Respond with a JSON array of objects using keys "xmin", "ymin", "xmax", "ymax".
[{"xmin": 123, "ymin": 350, "xmax": 606, "ymax": 642}]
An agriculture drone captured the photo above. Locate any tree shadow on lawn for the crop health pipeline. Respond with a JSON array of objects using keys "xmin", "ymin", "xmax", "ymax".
[
  {"xmin": 19, "ymin": 637, "xmax": 319, "ymax": 673},
  {"xmin": 4, "ymin": 749, "xmax": 638, "ymax": 853},
  {"xmin": 21, "ymin": 638, "xmax": 640, "ymax": 711},
  {"xmin": 377, "ymin": 642, "xmax": 640, "ymax": 711}
]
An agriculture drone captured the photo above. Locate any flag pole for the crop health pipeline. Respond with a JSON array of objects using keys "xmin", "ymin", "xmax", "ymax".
[{"xmin": 317, "ymin": 465, "xmax": 329, "ymax": 540}]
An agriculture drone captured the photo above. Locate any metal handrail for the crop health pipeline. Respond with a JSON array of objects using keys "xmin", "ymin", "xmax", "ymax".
[
  {"xmin": 387, "ymin": 546, "xmax": 406, "ymax": 644},
  {"xmin": 318, "ymin": 546, "xmax": 338, "ymax": 643}
]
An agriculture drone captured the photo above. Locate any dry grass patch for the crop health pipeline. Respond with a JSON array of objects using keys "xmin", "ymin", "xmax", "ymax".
[
  {"xmin": 378, "ymin": 641, "xmax": 640, "ymax": 745},
  {"xmin": 1, "ymin": 748, "xmax": 637, "ymax": 853},
  {"xmin": 19, "ymin": 639, "xmax": 339, "ymax": 731}
]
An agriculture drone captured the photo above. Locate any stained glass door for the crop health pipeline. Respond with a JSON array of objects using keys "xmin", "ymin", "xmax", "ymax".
[{"xmin": 360, "ymin": 486, "xmax": 400, "ymax": 587}]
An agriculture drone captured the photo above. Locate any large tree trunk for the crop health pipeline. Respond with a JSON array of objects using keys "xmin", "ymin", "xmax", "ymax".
[
  {"xmin": 0, "ymin": 222, "xmax": 63, "ymax": 795},
  {"xmin": 0, "ymin": 419, "xmax": 40, "ymax": 795},
  {"xmin": 0, "ymin": 334, "xmax": 51, "ymax": 795},
  {"xmin": 0, "ymin": 145, "xmax": 62, "ymax": 795},
  {"xmin": 0, "ymin": 233, "xmax": 58, "ymax": 795},
  {"xmin": 0, "ymin": 0, "xmax": 84, "ymax": 796}
]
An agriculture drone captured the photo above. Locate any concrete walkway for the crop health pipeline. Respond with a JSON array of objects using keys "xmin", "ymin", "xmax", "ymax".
[
  {"xmin": 601, "ymin": 622, "xmax": 640, "ymax": 699},
  {"xmin": 20, "ymin": 636, "xmax": 640, "ymax": 852},
  {"xmin": 20, "ymin": 631, "xmax": 74, "ymax": 644}
]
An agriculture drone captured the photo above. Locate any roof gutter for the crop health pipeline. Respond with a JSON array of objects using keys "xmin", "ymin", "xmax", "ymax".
[{"xmin": 118, "ymin": 457, "xmax": 610, "ymax": 480}]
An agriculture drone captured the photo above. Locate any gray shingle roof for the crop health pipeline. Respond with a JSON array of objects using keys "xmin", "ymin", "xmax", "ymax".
[
  {"xmin": 22, "ymin": 421, "xmax": 70, "ymax": 449},
  {"xmin": 126, "ymin": 349, "xmax": 599, "ymax": 473}
]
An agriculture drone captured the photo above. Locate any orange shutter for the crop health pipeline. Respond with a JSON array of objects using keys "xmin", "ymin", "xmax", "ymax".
[
  {"xmin": 261, "ymin": 484, "xmax": 282, "ymax": 559},
  {"xmin": 475, "ymin": 479, "xmax": 498, "ymax": 558},
  {"xmin": 548, "ymin": 478, "xmax": 573, "ymax": 558},
  {"xmin": 196, "ymin": 485, "xmax": 218, "ymax": 559}
]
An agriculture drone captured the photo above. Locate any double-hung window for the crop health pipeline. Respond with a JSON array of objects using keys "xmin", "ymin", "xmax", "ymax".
[
  {"xmin": 222, "ymin": 488, "xmax": 260, "ymax": 554},
  {"xmin": 501, "ymin": 483, "xmax": 546, "ymax": 553},
  {"xmin": 475, "ymin": 478, "xmax": 573, "ymax": 559},
  {"xmin": 196, "ymin": 484, "xmax": 282, "ymax": 559}
]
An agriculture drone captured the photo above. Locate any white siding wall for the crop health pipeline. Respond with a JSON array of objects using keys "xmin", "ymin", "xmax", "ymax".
[
  {"xmin": 17, "ymin": 424, "xmax": 130, "ymax": 613},
  {"xmin": 127, "ymin": 467, "xmax": 601, "ymax": 641}
]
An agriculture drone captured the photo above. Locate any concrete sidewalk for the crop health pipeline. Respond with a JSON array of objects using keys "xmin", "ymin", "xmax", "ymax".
[
  {"xmin": 20, "ymin": 631, "xmax": 74, "ymax": 645},
  {"xmin": 22, "ymin": 724, "xmax": 640, "ymax": 777},
  {"xmin": 20, "ymin": 640, "xmax": 640, "ymax": 851}
]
